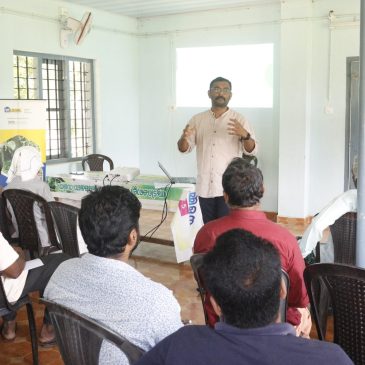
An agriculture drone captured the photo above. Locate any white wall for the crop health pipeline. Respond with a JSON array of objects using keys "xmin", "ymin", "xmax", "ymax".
[
  {"xmin": 0, "ymin": 0, "xmax": 361, "ymax": 217},
  {"xmin": 138, "ymin": 4, "xmax": 281, "ymax": 212},
  {"xmin": 138, "ymin": 0, "xmax": 360, "ymax": 216},
  {"xmin": 0, "ymin": 0, "xmax": 140, "ymax": 174},
  {"xmin": 308, "ymin": 0, "xmax": 360, "ymax": 214}
]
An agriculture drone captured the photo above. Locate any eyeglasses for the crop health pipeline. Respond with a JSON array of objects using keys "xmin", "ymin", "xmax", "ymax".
[{"xmin": 210, "ymin": 87, "xmax": 231, "ymax": 94}]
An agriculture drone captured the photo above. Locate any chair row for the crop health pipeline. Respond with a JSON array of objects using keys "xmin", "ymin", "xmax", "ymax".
[
  {"xmin": 0, "ymin": 285, "xmax": 145, "ymax": 365},
  {"xmin": 0, "ymin": 189, "xmax": 80, "ymax": 259}
]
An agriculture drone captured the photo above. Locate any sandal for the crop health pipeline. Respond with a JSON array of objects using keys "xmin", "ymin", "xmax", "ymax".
[{"xmin": 39, "ymin": 337, "xmax": 57, "ymax": 348}]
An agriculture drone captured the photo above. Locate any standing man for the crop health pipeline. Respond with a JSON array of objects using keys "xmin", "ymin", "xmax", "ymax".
[{"xmin": 177, "ymin": 77, "xmax": 257, "ymax": 223}]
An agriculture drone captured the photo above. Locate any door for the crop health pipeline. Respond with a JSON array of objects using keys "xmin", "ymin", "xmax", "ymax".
[{"xmin": 345, "ymin": 57, "xmax": 359, "ymax": 190}]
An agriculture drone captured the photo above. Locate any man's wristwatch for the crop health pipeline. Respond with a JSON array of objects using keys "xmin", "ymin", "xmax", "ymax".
[{"xmin": 239, "ymin": 133, "xmax": 251, "ymax": 142}]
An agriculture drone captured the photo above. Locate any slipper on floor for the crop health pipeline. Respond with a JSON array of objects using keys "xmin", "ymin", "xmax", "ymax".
[
  {"xmin": 39, "ymin": 338, "xmax": 57, "ymax": 348},
  {"xmin": 1, "ymin": 322, "xmax": 17, "ymax": 341}
]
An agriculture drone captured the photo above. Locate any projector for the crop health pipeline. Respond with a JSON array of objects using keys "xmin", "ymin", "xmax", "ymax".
[{"xmin": 108, "ymin": 167, "xmax": 140, "ymax": 182}]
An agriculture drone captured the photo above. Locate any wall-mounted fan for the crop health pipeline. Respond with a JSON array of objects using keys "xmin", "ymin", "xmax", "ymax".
[{"xmin": 60, "ymin": 11, "xmax": 93, "ymax": 48}]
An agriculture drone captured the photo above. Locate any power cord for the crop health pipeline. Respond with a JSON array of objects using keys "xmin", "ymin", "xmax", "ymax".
[
  {"xmin": 140, "ymin": 182, "xmax": 172, "ymax": 241},
  {"xmin": 109, "ymin": 174, "xmax": 120, "ymax": 185},
  {"xmin": 102, "ymin": 174, "xmax": 109, "ymax": 186}
]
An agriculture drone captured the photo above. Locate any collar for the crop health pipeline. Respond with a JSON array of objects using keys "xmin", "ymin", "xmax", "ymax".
[
  {"xmin": 209, "ymin": 107, "xmax": 230, "ymax": 118},
  {"xmin": 215, "ymin": 321, "xmax": 296, "ymax": 337},
  {"xmin": 229, "ymin": 209, "xmax": 267, "ymax": 220}
]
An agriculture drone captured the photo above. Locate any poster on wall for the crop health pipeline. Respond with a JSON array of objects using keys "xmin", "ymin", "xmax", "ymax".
[{"xmin": 0, "ymin": 99, "xmax": 47, "ymax": 187}]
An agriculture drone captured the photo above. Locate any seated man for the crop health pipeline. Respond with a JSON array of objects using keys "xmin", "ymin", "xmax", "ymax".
[
  {"xmin": 44, "ymin": 186, "xmax": 182, "ymax": 365},
  {"xmin": 194, "ymin": 157, "xmax": 310, "ymax": 336},
  {"xmin": 136, "ymin": 229, "xmax": 353, "ymax": 365},
  {"xmin": 0, "ymin": 232, "xmax": 68, "ymax": 343},
  {"xmin": 299, "ymin": 189, "xmax": 357, "ymax": 261},
  {"xmin": 4, "ymin": 146, "xmax": 54, "ymax": 248}
]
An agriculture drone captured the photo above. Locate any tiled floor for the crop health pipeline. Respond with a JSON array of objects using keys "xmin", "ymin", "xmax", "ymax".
[{"xmin": 0, "ymin": 216, "xmax": 320, "ymax": 365}]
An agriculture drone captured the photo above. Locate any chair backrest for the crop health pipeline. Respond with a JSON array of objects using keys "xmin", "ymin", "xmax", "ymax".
[
  {"xmin": 189, "ymin": 253, "xmax": 208, "ymax": 324},
  {"xmin": 40, "ymin": 298, "xmax": 145, "ymax": 365},
  {"xmin": 304, "ymin": 263, "xmax": 365, "ymax": 364},
  {"xmin": 190, "ymin": 253, "xmax": 289, "ymax": 324},
  {"xmin": 2, "ymin": 189, "xmax": 58, "ymax": 258},
  {"xmin": 280, "ymin": 269, "xmax": 290, "ymax": 323},
  {"xmin": 81, "ymin": 154, "xmax": 114, "ymax": 172},
  {"xmin": 0, "ymin": 194, "xmax": 14, "ymax": 244},
  {"xmin": 0, "ymin": 274, "xmax": 39, "ymax": 365},
  {"xmin": 48, "ymin": 201, "xmax": 80, "ymax": 258},
  {"xmin": 329, "ymin": 212, "xmax": 356, "ymax": 265}
]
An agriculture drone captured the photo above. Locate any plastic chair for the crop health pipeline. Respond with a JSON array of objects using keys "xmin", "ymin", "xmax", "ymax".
[
  {"xmin": 0, "ymin": 276, "xmax": 38, "ymax": 365},
  {"xmin": 81, "ymin": 154, "xmax": 114, "ymax": 172},
  {"xmin": 2, "ymin": 189, "xmax": 59, "ymax": 258},
  {"xmin": 307, "ymin": 212, "xmax": 357, "ymax": 336},
  {"xmin": 48, "ymin": 201, "xmax": 80, "ymax": 258},
  {"xmin": 40, "ymin": 299, "xmax": 145, "ymax": 365},
  {"xmin": 304, "ymin": 263, "xmax": 365, "ymax": 365},
  {"xmin": 189, "ymin": 254, "xmax": 209, "ymax": 324},
  {"xmin": 330, "ymin": 212, "xmax": 356, "ymax": 265},
  {"xmin": 190, "ymin": 253, "xmax": 289, "ymax": 324},
  {"xmin": 0, "ymin": 195, "xmax": 15, "ymax": 244}
]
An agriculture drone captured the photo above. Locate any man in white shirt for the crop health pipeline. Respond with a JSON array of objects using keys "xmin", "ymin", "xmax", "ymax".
[
  {"xmin": 3, "ymin": 146, "xmax": 55, "ymax": 248},
  {"xmin": 299, "ymin": 189, "xmax": 357, "ymax": 261},
  {"xmin": 0, "ymin": 233, "xmax": 68, "ymax": 342},
  {"xmin": 45, "ymin": 186, "xmax": 182, "ymax": 365},
  {"xmin": 177, "ymin": 77, "xmax": 257, "ymax": 223}
]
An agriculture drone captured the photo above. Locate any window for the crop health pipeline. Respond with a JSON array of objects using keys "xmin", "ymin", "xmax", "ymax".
[
  {"xmin": 176, "ymin": 44, "xmax": 274, "ymax": 108},
  {"xmin": 13, "ymin": 52, "xmax": 94, "ymax": 160}
]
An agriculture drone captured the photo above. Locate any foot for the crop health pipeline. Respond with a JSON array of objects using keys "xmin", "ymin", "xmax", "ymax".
[
  {"xmin": 1, "ymin": 320, "xmax": 17, "ymax": 341},
  {"xmin": 39, "ymin": 323, "xmax": 56, "ymax": 346}
]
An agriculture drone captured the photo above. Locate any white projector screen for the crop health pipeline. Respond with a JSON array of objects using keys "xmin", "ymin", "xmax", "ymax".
[{"xmin": 176, "ymin": 44, "xmax": 273, "ymax": 108}]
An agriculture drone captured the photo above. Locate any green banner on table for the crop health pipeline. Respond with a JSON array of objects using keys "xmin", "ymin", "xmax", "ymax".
[{"xmin": 47, "ymin": 176, "xmax": 183, "ymax": 201}]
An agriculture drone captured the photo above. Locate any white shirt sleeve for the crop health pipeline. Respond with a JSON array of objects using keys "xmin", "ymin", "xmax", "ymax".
[
  {"xmin": 299, "ymin": 189, "xmax": 357, "ymax": 258},
  {"xmin": 0, "ymin": 233, "xmax": 18, "ymax": 271},
  {"xmin": 0, "ymin": 232, "xmax": 28, "ymax": 303}
]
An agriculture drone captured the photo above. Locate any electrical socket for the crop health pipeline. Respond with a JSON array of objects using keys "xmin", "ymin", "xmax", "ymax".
[{"xmin": 325, "ymin": 104, "xmax": 334, "ymax": 115}]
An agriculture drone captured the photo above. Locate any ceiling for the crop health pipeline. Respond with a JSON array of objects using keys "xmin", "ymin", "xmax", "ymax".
[{"xmin": 58, "ymin": 0, "xmax": 279, "ymax": 19}]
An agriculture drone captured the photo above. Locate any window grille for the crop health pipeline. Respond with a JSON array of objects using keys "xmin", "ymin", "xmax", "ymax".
[{"xmin": 13, "ymin": 52, "xmax": 94, "ymax": 161}]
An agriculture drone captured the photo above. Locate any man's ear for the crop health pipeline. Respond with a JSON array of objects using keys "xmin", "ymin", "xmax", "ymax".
[
  {"xmin": 126, "ymin": 228, "xmax": 138, "ymax": 251},
  {"xmin": 223, "ymin": 191, "xmax": 229, "ymax": 204},
  {"xmin": 210, "ymin": 295, "xmax": 222, "ymax": 317}
]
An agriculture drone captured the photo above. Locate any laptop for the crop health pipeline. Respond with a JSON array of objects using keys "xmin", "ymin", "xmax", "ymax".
[{"xmin": 158, "ymin": 162, "xmax": 196, "ymax": 184}]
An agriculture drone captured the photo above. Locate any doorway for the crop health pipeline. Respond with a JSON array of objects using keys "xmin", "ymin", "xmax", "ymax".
[{"xmin": 345, "ymin": 57, "xmax": 359, "ymax": 190}]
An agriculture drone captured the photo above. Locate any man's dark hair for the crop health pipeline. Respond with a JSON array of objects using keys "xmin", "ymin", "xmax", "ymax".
[
  {"xmin": 222, "ymin": 157, "xmax": 264, "ymax": 207},
  {"xmin": 79, "ymin": 186, "xmax": 141, "ymax": 257},
  {"xmin": 203, "ymin": 229, "xmax": 282, "ymax": 328},
  {"xmin": 209, "ymin": 77, "xmax": 232, "ymax": 90}
]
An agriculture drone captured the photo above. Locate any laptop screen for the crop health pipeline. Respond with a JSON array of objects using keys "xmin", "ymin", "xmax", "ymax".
[{"xmin": 158, "ymin": 162, "xmax": 174, "ymax": 182}]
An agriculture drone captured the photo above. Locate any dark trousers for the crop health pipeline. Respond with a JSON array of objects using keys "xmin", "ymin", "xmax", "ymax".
[
  {"xmin": 3, "ymin": 253, "xmax": 69, "ymax": 323},
  {"xmin": 199, "ymin": 196, "xmax": 229, "ymax": 224}
]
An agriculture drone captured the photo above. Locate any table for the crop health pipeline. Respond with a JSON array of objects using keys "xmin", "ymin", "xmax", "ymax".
[{"xmin": 47, "ymin": 172, "xmax": 203, "ymax": 262}]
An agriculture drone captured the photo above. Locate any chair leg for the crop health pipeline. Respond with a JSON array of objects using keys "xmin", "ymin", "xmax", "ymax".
[{"xmin": 26, "ymin": 303, "xmax": 39, "ymax": 365}]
